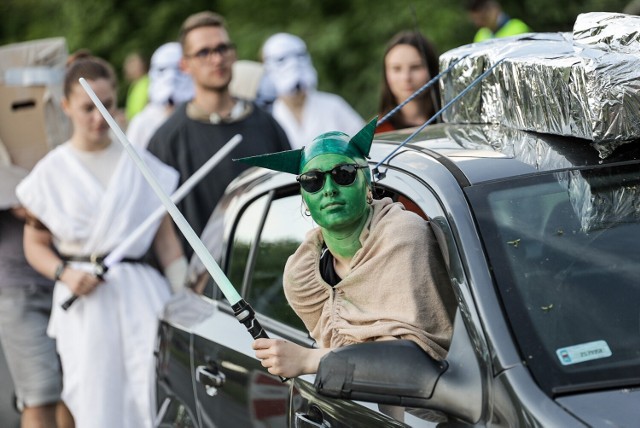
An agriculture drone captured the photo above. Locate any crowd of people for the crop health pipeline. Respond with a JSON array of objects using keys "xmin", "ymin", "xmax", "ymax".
[{"xmin": 0, "ymin": 3, "xmax": 531, "ymax": 427}]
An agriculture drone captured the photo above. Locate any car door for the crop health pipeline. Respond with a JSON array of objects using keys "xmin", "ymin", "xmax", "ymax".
[{"xmin": 191, "ymin": 188, "xmax": 311, "ymax": 427}]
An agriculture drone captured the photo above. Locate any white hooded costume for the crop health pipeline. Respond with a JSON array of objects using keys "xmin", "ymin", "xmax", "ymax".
[
  {"xmin": 262, "ymin": 33, "xmax": 365, "ymax": 149},
  {"xmin": 126, "ymin": 42, "xmax": 194, "ymax": 149}
]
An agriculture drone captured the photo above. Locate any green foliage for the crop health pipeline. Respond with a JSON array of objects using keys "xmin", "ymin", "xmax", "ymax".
[{"xmin": 0, "ymin": 0, "xmax": 634, "ymax": 116}]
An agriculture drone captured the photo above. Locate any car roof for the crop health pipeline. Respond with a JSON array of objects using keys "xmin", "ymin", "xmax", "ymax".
[{"xmin": 373, "ymin": 123, "xmax": 640, "ymax": 186}]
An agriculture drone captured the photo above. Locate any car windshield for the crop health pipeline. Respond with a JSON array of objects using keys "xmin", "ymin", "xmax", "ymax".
[{"xmin": 465, "ymin": 163, "xmax": 640, "ymax": 396}]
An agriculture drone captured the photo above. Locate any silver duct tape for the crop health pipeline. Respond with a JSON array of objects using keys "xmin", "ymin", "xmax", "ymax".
[
  {"xmin": 440, "ymin": 23, "xmax": 640, "ymax": 155},
  {"xmin": 0, "ymin": 38, "xmax": 68, "ymax": 82},
  {"xmin": 573, "ymin": 12, "xmax": 640, "ymax": 55}
]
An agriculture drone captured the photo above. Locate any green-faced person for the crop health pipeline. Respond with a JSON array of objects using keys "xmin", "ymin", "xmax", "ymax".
[
  {"xmin": 236, "ymin": 118, "xmax": 454, "ymax": 380},
  {"xmin": 299, "ymin": 153, "xmax": 370, "ymax": 264}
]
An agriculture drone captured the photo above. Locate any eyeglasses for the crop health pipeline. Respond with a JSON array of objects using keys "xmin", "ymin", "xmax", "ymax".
[
  {"xmin": 296, "ymin": 164, "xmax": 367, "ymax": 193},
  {"xmin": 186, "ymin": 43, "xmax": 235, "ymax": 61}
]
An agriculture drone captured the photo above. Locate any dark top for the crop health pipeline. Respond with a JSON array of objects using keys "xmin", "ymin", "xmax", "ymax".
[
  {"xmin": 319, "ymin": 245, "xmax": 341, "ymax": 286},
  {"xmin": 0, "ymin": 210, "xmax": 52, "ymax": 289},
  {"xmin": 148, "ymin": 103, "xmax": 290, "ymax": 256}
]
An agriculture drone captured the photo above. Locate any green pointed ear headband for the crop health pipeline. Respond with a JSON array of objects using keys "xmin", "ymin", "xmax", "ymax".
[{"xmin": 235, "ymin": 117, "xmax": 378, "ymax": 178}]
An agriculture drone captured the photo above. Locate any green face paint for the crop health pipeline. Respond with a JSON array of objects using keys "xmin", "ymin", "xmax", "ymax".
[
  {"xmin": 234, "ymin": 118, "xmax": 378, "ymax": 259},
  {"xmin": 301, "ymin": 154, "xmax": 370, "ymax": 258}
]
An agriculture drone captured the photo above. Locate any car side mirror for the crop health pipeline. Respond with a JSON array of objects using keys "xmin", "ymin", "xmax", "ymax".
[
  {"xmin": 314, "ymin": 310, "xmax": 483, "ymax": 424},
  {"xmin": 314, "ymin": 340, "xmax": 447, "ymax": 406}
]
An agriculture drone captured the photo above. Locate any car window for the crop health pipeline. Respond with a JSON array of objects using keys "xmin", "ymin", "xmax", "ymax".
[
  {"xmin": 226, "ymin": 194, "xmax": 269, "ymax": 293},
  {"xmin": 243, "ymin": 193, "xmax": 314, "ymax": 330},
  {"xmin": 466, "ymin": 164, "xmax": 640, "ymax": 395}
]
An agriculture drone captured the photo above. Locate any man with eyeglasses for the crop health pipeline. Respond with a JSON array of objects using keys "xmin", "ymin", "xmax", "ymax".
[{"xmin": 148, "ymin": 11, "xmax": 290, "ymax": 257}]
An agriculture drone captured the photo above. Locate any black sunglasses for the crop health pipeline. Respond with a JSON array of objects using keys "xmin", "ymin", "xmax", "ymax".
[
  {"xmin": 187, "ymin": 43, "xmax": 235, "ymax": 61},
  {"xmin": 296, "ymin": 164, "xmax": 367, "ymax": 193}
]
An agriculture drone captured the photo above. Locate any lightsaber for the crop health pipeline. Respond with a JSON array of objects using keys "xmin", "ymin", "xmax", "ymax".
[
  {"xmin": 61, "ymin": 134, "xmax": 243, "ymax": 310},
  {"xmin": 78, "ymin": 78, "xmax": 284, "ymax": 380}
]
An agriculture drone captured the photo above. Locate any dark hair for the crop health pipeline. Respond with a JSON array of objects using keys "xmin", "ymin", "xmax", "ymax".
[
  {"xmin": 466, "ymin": 0, "xmax": 497, "ymax": 12},
  {"xmin": 179, "ymin": 11, "xmax": 227, "ymax": 49},
  {"xmin": 64, "ymin": 50, "xmax": 117, "ymax": 97},
  {"xmin": 378, "ymin": 31, "xmax": 441, "ymax": 131}
]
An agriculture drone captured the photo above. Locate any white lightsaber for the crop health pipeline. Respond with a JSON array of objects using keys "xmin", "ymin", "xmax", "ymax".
[
  {"xmin": 78, "ymin": 79, "xmax": 278, "ymax": 362},
  {"xmin": 61, "ymin": 134, "xmax": 242, "ymax": 310}
]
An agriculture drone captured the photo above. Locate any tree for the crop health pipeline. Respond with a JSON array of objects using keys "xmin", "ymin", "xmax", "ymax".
[{"xmin": 0, "ymin": 0, "xmax": 631, "ymax": 117}]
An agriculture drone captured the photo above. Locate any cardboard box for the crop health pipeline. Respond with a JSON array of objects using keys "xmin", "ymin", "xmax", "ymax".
[
  {"xmin": 0, "ymin": 85, "xmax": 56, "ymax": 170},
  {"xmin": 0, "ymin": 38, "xmax": 70, "ymax": 170},
  {"xmin": 0, "ymin": 38, "xmax": 68, "ymax": 82}
]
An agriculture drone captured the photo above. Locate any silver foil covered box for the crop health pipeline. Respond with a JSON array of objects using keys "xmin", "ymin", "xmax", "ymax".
[{"xmin": 440, "ymin": 13, "xmax": 640, "ymax": 154}]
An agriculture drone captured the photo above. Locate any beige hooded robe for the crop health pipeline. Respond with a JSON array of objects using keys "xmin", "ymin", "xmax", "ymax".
[{"xmin": 284, "ymin": 198, "xmax": 454, "ymax": 360}]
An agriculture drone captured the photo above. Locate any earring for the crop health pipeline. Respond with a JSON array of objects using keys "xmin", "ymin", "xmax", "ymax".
[
  {"xmin": 366, "ymin": 193, "xmax": 373, "ymax": 205},
  {"xmin": 304, "ymin": 208, "xmax": 311, "ymax": 217}
]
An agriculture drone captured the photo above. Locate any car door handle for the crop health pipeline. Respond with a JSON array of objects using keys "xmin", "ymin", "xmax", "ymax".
[
  {"xmin": 196, "ymin": 365, "xmax": 226, "ymax": 389},
  {"xmin": 294, "ymin": 411, "xmax": 330, "ymax": 428}
]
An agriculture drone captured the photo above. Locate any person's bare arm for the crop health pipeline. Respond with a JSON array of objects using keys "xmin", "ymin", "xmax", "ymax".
[
  {"xmin": 153, "ymin": 215, "xmax": 187, "ymax": 292},
  {"xmin": 23, "ymin": 212, "xmax": 101, "ymax": 296},
  {"xmin": 253, "ymin": 338, "xmax": 332, "ymax": 378},
  {"xmin": 152, "ymin": 215, "xmax": 184, "ymax": 268}
]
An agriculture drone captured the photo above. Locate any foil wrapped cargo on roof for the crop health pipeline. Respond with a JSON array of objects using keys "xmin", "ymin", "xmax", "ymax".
[
  {"xmin": 572, "ymin": 12, "xmax": 640, "ymax": 55},
  {"xmin": 439, "ymin": 13, "xmax": 640, "ymax": 153},
  {"xmin": 443, "ymin": 125, "xmax": 639, "ymax": 232}
]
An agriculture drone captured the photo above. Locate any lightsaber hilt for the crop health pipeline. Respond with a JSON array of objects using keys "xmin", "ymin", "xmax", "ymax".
[
  {"xmin": 232, "ymin": 299, "xmax": 268, "ymax": 339},
  {"xmin": 61, "ymin": 296, "xmax": 77, "ymax": 311},
  {"xmin": 232, "ymin": 299, "xmax": 288, "ymax": 382}
]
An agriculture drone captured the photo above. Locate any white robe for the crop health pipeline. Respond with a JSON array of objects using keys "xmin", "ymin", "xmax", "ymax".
[
  {"xmin": 272, "ymin": 90, "xmax": 365, "ymax": 149},
  {"xmin": 16, "ymin": 142, "xmax": 179, "ymax": 428}
]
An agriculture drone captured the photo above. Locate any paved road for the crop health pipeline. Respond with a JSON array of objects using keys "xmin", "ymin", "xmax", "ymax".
[{"xmin": 0, "ymin": 343, "xmax": 20, "ymax": 427}]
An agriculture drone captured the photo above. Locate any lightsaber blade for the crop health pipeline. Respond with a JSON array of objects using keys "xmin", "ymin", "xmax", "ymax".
[
  {"xmin": 79, "ymin": 79, "xmax": 281, "ymax": 376},
  {"xmin": 61, "ymin": 134, "xmax": 243, "ymax": 310}
]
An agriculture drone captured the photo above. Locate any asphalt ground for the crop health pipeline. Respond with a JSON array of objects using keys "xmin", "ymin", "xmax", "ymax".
[{"xmin": 0, "ymin": 343, "xmax": 21, "ymax": 427}]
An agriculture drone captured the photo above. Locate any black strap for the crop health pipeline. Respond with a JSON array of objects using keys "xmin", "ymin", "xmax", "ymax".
[{"xmin": 59, "ymin": 254, "xmax": 146, "ymax": 265}]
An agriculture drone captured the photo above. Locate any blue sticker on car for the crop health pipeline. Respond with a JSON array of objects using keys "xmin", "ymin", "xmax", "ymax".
[{"xmin": 556, "ymin": 340, "xmax": 612, "ymax": 366}]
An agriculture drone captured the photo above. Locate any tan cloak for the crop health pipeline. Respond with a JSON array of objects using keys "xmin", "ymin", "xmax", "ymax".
[{"xmin": 284, "ymin": 197, "xmax": 454, "ymax": 360}]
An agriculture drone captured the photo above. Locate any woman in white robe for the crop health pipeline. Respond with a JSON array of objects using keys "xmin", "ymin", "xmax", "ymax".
[{"xmin": 16, "ymin": 53, "xmax": 186, "ymax": 428}]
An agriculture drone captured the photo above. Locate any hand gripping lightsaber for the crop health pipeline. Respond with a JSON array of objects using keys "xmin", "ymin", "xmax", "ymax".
[
  {"xmin": 61, "ymin": 133, "xmax": 243, "ymax": 310},
  {"xmin": 79, "ymin": 78, "xmax": 287, "ymax": 381}
]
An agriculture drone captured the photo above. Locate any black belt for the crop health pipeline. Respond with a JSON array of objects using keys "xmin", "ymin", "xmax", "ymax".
[{"xmin": 59, "ymin": 254, "xmax": 146, "ymax": 265}]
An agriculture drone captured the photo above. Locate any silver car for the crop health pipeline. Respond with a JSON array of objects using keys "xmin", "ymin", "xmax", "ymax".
[{"xmin": 155, "ymin": 123, "xmax": 640, "ymax": 427}]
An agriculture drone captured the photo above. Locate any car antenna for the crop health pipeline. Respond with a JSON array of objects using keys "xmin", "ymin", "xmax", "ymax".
[
  {"xmin": 373, "ymin": 58, "xmax": 505, "ymax": 181},
  {"xmin": 377, "ymin": 55, "xmax": 467, "ymax": 128}
]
